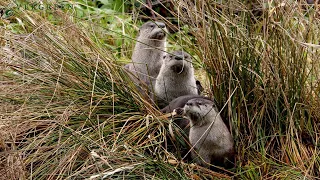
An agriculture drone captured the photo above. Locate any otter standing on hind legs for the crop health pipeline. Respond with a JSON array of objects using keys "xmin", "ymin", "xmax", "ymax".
[
  {"xmin": 155, "ymin": 51, "xmax": 198, "ymax": 108},
  {"xmin": 183, "ymin": 98, "xmax": 234, "ymax": 168},
  {"xmin": 125, "ymin": 21, "xmax": 167, "ymax": 87}
]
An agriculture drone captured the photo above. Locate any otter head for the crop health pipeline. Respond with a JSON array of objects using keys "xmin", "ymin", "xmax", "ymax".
[
  {"xmin": 183, "ymin": 98, "xmax": 216, "ymax": 125},
  {"xmin": 162, "ymin": 51, "xmax": 193, "ymax": 74},
  {"xmin": 139, "ymin": 21, "xmax": 167, "ymax": 40}
]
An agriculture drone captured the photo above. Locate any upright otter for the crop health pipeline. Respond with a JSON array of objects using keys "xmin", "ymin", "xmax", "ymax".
[
  {"xmin": 183, "ymin": 98, "xmax": 234, "ymax": 168},
  {"xmin": 125, "ymin": 21, "xmax": 167, "ymax": 87},
  {"xmin": 155, "ymin": 51, "xmax": 198, "ymax": 107}
]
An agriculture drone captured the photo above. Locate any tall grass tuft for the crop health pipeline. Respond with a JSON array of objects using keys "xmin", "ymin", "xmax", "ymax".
[
  {"xmin": 0, "ymin": 2, "xmax": 171, "ymax": 179},
  {"xmin": 0, "ymin": 0, "xmax": 231, "ymax": 179},
  {"xmin": 171, "ymin": 0, "xmax": 320, "ymax": 178}
]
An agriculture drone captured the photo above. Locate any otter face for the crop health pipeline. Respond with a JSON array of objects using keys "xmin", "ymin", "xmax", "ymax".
[
  {"xmin": 184, "ymin": 98, "xmax": 215, "ymax": 122},
  {"xmin": 140, "ymin": 21, "xmax": 167, "ymax": 40},
  {"xmin": 163, "ymin": 51, "xmax": 193, "ymax": 74}
]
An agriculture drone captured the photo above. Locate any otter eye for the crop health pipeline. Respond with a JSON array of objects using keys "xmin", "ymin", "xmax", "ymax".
[
  {"xmin": 150, "ymin": 24, "xmax": 155, "ymax": 28},
  {"xmin": 163, "ymin": 55, "xmax": 166, "ymax": 59}
]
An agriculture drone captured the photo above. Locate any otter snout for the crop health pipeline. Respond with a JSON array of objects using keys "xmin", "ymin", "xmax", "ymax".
[
  {"xmin": 174, "ymin": 55, "xmax": 183, "ymax": 61},
  {"xmin": 153, "ymin": 31, "xmax": 166, "ymax": 39},
  {"xmin": 172, "ymin": 51, "xmax": 190, "ymax": 61},
  {"xmin": 186, "ymin": 100, "xmax": 202, "ymax": 108},
  {"xmin": 155, "ymin": 22, "xmax": 166, "ymax": 29},
  {"xmin": 171, "ymin": 64, "xmax": 184, "ymax": 73},
  {"xmin": 148, "ymin": 22, "xmax": 167, "ymax": 39}
]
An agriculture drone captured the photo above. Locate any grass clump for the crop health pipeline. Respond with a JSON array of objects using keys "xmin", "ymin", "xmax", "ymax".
[
  {"xmin": 171, "ymin": 0, "xmax": 320, "ymax": 178},
  {"xmin": 1, "ymin": 0, "xmax": 320, "ymax": 179}
]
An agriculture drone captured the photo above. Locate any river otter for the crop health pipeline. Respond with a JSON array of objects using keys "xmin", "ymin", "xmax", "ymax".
[
  {"xmin": 161, "ymin": 95, "xmax": 212, "ymax": 113},
  {"xmin": 125, "ymin": 21, "xmax": 167, "ymax": 88},
  {"xmin": 161, "ymin": 95, "xmax": 212, "ymax": 132},
  {"xmin": 155, "ymin": 51, "xmax": 198, "ymax": 107},
  {"xmin": 183, "ymin": 98, "xmax": 234, "ymax": 168}
]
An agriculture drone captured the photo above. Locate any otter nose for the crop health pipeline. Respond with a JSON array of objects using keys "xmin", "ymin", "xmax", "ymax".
[
  {"xmin": 186, "ymin": 102, "xmax": 193, "ymax": 106},
  {"xmin": 175, "ymin": 55, "xmax": 183, "ymax": 60},
  {"xmin": 156, "ymin": 22, "xmax": 166, "ymax": 29}
]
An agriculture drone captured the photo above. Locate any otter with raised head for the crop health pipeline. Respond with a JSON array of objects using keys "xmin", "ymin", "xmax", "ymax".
[
  {"xmin": 155, "ymin": 51, "xmax": 198, "ymax": 107},
  {"xmin": 161, "ymin": 95, "xmax": 212, "ymax": 114},
  {"xmin": 125, "ymin": 21, "xmax": 167, "ymax": 87},
  {"xmin": 183, "ymin": 98, "xmax": 234, "ymax": 168},
  {"xmin": 161, "ymin": 95, "xmax": 212, "ymax": 132}
]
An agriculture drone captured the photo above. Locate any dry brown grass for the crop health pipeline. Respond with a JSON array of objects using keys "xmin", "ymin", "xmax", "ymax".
[{"xmin": 0, "ymin": 0, "xmax": 319, "ymax": 179}]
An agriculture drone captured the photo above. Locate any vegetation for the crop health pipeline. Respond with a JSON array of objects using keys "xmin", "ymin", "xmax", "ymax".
[{"xmin": 0, "ymin": 0, "xmax": 319, "ymax": 179}]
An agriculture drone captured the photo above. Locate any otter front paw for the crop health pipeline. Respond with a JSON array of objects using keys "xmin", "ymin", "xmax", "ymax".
[{"xmin": 173, "ymin": 108, "xmax": 184, "ymax": 116}]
